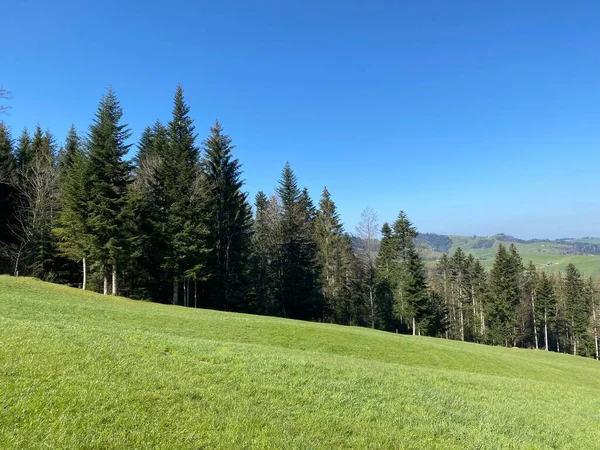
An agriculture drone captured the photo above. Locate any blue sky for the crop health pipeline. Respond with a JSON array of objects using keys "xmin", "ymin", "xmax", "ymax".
[{"xmin": 1, "ymin": 1, "xmax": 599, "ymax": 239}]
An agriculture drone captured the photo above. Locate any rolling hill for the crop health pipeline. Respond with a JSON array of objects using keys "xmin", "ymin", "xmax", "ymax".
[
  {"xmin": 414, "ymin": 233, "xmax": 600, "ymax": 277},
  {"xmin": 1, "ymin": 276, "xmax": 599, "ymax": 448}
]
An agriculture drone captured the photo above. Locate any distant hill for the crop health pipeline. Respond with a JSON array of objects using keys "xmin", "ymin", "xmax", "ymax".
[
  {"xmin": 353, "ymin": 233, "xmax": 600, "ymax": 277},
  {"xmin": 416, "ymin": 233, "xmax": 600, "ymax": 277}
]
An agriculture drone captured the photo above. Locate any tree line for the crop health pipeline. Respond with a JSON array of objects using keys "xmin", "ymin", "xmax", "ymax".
[{"xmin": 0, "ymin": 86, "xmax": 598, "ymax": 360}]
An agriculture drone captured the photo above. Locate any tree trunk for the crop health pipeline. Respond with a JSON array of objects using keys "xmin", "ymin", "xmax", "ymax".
[
  {"xmin": 172, "ymin": 277, "xmax": 179, "ymax": 305},
  {"xmin": 184, "ymin": 278, "xmax": 187, "ymax": 307},
  {"xmin": 573, "ymin": 339, "xmax": 577, "ymax": 356},
  {"xmin": 103, "ymin": 274, "xmax": 108, "ymax": 295},
  {"xmin": 544, "ymin": 308, "xmax": 549, "ymax": 351},
  {"xmin": 412, "ymin": 317, "xmax": 416, "ymax": 336},
  {"xmin": 82, "ymin": 257, "xmax": 87, "ymax": 290},
  {"xmin": 111, "ymin": 259, "xmax": 117, "ymax": 296},
  {"xmin": 530, "ymin": 291, "xmax": 538, "ymax": 349},
  {"xmin": 369, "ymin": 288, "xmax": 375, "ymax": 329},
  {"xmin": 593, "ymin": 302, "xmax": 599, "ymax": 361}
]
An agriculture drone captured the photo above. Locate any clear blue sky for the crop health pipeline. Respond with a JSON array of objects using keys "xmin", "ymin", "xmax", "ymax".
[{"xmin": 1, "ymin": 1, "xmax": 599, "ymax": 239}]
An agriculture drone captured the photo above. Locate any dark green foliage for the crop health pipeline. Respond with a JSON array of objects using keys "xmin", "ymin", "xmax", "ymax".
[
  {"xmin": 86, "ymin": 88, "xmax": 132, "ymax": 286},
  {"xmin": 275, "ymin": 163, "xmax": 321, "ymax": 320},
  {"xmin": 563, "ymin": 263, "xmax": 591, "ymax": 355},
  {"xmin": 54, "ymin": 126, "xmax": 91, "ymax": 285},
  {"xmin": 486, "ymin": 244, "xmax": 523, "ymax": 346},
  {"xmin": 202, "ymin": 121, "xmax": 252, "ymax": 311},
  {"xmin": 0, "ymin": 123, "xmax": 16, "ymax": 273},
  {"xmin": 162, "ymin": 86, "xmax": 207, "ymax": 304}
]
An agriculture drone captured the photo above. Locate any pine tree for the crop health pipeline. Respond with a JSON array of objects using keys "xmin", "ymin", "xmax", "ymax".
[
  {"xmin": 163, "ymin": 85, "xmax": 207, "ymax": 306},
  {"xmin": 86, "ymin": 88, "xmax": 132, "ymax": 295},
  {"xmin": 276, "ymin": 163, "xmax": 321, "ymax": 319},
  {"xmin": 315, "ymin": 187, "xmax": 344, "ymax": 321},
  {"xmin": 524, "ymin": 261, "xmax": 539, "ymax": 349},
  {"xmin": 249, "ymin": 191, "xmax": 275, "ymax": 314},
  {"xmin": 125, "ymin": 121, "xmax": 171, "ymax": 301},
  {"xmin": 0, "ymin": 123, "xmax": 16, "ymax": 273},
  {"xmin": 536, "ymin": 271, "xmax": 556, "ymax": 351},
  {"xmin": 392, "ymin": 211, "xmax": 429, "ymax": 335},
  {"xmin": 15, "ymin": 128, "xmax": 33, "ymax": 168},
  {"xmin": 202, "ymin": 121, "xmax": 252, "ymax": 310},
  {"xmin": 54, "ymin": 126, "xmax": 91, "ymax": 288},
  {"xmin": 375, "ymin": 222, "xmax": 397, "ymax": 330},
  {"xmin": 563, "ymin": 263, "xmax": 590, "ymax": 355},
  {"xmin": 486, "ymin": 244, "xmax": 523, "ymax": 346}
]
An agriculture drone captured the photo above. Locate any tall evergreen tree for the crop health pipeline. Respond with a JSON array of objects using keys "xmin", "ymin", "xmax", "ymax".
[
  {"xmin": 275, "ymin": 163, "xmax": 321, "ymax": 319},
  {"xmin": 375, "ymin": 222, "xmax": 397, "ymax": 330},
  {"xmin": 486, "ymin": 244, "xmax": 523, "ymax": 346},
  {"xmin": 163, "ymin": 85, "xmax": 207, "ymax": 305},
  {"xmin": 0, "ymin": 123, "xmax": 16, "ymax": 273},
  {"xmin": 86, "ymin": 88, "xmax": 131, "ymax": 295},
  {"xmin": 315, "ymin": 187, "xmax": 344, "ymax": 321},
  {"xmin": 563, "ymin": 263, "xmax": 590, "ymax": 355},
  {"xmin": 202, "ymin": 121, "xmax": 252, "ymax": 310},
  {"xmin": 54, "ymin": 126, "xmax": 91, "ymax": 288},
  {"xmin": 536, "ymin": 271, "xmax": 556, "ymax": 351}
]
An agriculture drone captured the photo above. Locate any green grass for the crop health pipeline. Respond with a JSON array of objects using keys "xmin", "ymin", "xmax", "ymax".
[
  {"xmin": 1, "ymin": 276, "xmax": 600, "ymax": 449},
  {"xmin": 433, "ymin": 236, "xmax": 600, "ymax": 277}
]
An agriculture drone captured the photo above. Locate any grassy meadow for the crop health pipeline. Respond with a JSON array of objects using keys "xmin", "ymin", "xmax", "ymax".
[{"xmin": 1, "ymin": 276, "xmax": 599, "ymax": 449}]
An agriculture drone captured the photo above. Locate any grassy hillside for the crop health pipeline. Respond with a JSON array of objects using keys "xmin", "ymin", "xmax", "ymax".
[
  {"xmin": 1, "ymin": 276, "xmax": 600, "ymax": 449},
  {"xmin": 418, "ymin": 234, "xmax": 600, "ymax": 277}
]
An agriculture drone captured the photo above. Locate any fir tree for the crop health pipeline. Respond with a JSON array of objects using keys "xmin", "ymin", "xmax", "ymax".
[
  {"xmin": 375, "ymin": 222, "xmax": 397, "ymax": 330},
  {"xmin": 563, "ymin": 263, "xmax": 590, "ymax": 355},
  {"xmin": 163, "ymin": 85, "xmax": 207, "ymax": 305},
  {"xmin": 54, "ymin": 126, "xmax": 91, "ymax": 288},
  {"xmin": 536, "ymin": 271, "xmax": 556, "ymax": 351},
  {"xmin": 202, "ymin": 121, "xmax": 252, "ymax": 310},
  {"xmin": 0, "ymin": 123, "xmax": 16, "ymax": 273},
  {"xmin": 315, "ymin": 187, "xmax": 345, "ymax": 321},
  {"xmin": 86, "ymin": 88, "xmax": 132, "ymax": 295},
  {"xmin": 275, "ymin": 163, "xmax": 321, "ymax": 319}
]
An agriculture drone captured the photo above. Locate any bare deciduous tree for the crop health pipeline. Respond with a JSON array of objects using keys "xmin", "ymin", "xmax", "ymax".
[
  {"xmin": 355, "ymin": 207, "xmax": 379, "ymax": 328},
  {"xmin": 0, "ymin": 87, "xmax": 12, "ymax": 115}
]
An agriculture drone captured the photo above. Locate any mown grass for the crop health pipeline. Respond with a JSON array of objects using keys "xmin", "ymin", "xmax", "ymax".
[{"xmin": 1, "ymin": 276, "xmax": 599, "ymax": 449}]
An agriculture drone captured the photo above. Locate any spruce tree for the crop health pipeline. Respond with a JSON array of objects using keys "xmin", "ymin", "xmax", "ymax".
[
  {"xmin": 564, "ymin": 263, "xmax": 590, "ymax": 355},
  {"xmin": 315, "ymin": 187, "xmax": 344, "ymax": 321},
  {"xmin": 163, "ymin": 85, "xmax": 207, "ymax": 305},
  {"xmin": 375, "ymin": 222, "xmax": 397, "ymax": 330},
  {"xmin": 536, "ymin": 271, "xmax": 556, "ymax": 351},
  {"xmin": 86, "ymin": 88, "xmax": 131, "ymax": 295},
  {"xmin": 392, "ymin": 211, "xmax": 429, "ymax": 335},
  {"xmin": 275, "ymin": 163, "xmax": 321, "ymax": 319},
  {"xmin": 202, "ymin": 121, "xmax": 252, "ymax": 310},
  {"xmin": 0, "ymin": 123, "xmax": 16, "ymax": 273},
  {"xmin": 54, "ymin": 126, "xmax": 91, "ymax": 288},
  {"xmin": 486, "ymin": 244, "xmax": 523, "ymax": 346},
  {"xmin": 125, "ymin": 121, "xmax": 171, "ymax": 301}
]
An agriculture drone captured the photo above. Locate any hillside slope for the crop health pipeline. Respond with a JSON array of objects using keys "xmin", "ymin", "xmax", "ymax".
[
  {"xmin": 1, "ymin": 276, "xmax": 599, "ymax": 449},
  {"xmin": 416, "ymin": 234, "xmax": 600, "ymax": 276}
]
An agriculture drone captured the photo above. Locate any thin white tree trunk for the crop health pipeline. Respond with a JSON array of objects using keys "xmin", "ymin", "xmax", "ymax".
[
  {"xmin": 369, "ymin": 288, "xmax": 375, "ymax": 329},
  {"xmin": 532, "ymin": 291, "xmax": 538, "ymax": 349},
  {"xmin": 593, "ymin": 302, "xmax": 599, "ymax": 360},
  {"xmin": 412, "ymin": 317, "xmax": 416, "ymax": 336},
  {"xmin": 111, "ymin": 259, "xmax": 117, "ymax": 296},
  {"xmin": 103, "ymin": 275, "xmax": 108, "ymax": 295},
  {"xmin": 172, "ymin": 277, "xmax": 178, "ymax": 305},
  {"xmin": 544, "ymin": 308, "xmax": 549, "ymax": 351},
  {"xmin": 82, "ymin": 257, "xmax": 87, "ymax": 290}
]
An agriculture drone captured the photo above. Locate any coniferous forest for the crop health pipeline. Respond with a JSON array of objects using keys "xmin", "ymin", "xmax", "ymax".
[{"xmin": 0, "ymin": 87, "xmax": 598, "ymax": 360}]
